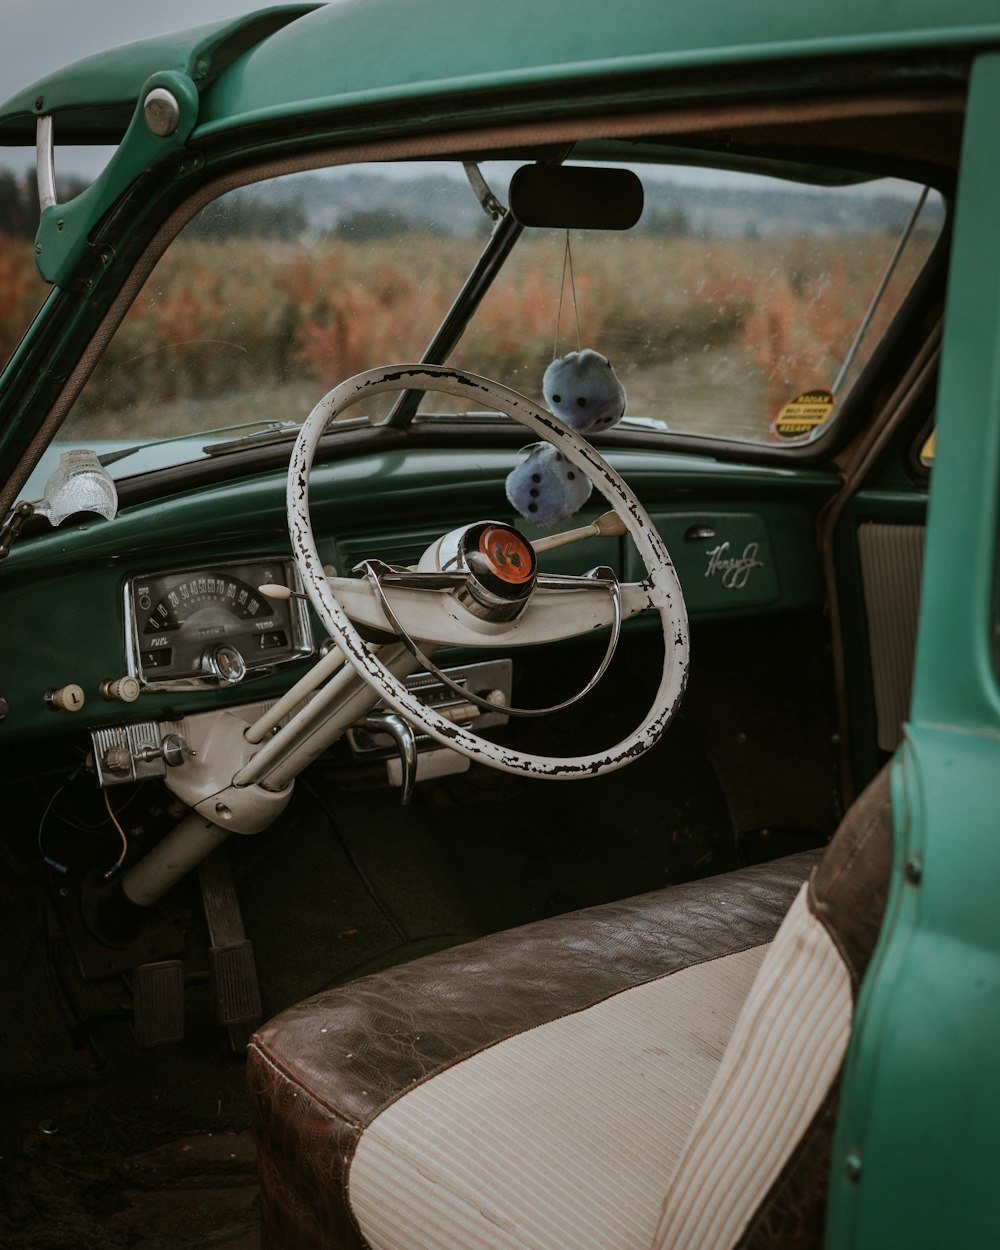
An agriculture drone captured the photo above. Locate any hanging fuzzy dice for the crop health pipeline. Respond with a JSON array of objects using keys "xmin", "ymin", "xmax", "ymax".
[
  {"xmin": 506, "ymin": 349, "xmax": 626, "ymax": 527},
  {"xmin": 505, "ymin": 442, "xmax": 591, "ymax": 527},
  {"xmin": 542, "ymin": 348, "xmax": 627, "ymax": 435}
]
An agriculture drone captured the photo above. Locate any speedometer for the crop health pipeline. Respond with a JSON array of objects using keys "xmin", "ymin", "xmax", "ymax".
[
  {"xmin": 142, "ymin": 573, "xmax": 266, "ymax": 636},
  {"xmin": 125, "ymin": 558, "xmax": 313, "ymax": 689}
]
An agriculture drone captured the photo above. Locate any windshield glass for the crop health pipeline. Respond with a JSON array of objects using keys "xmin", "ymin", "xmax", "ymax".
[
  {"xmin": 37, "ymin": 156, "xmax": 943, "ymax": 484},
  {"xmin": 462, "ymin": 169, "xmax": 941, "ymax": 440}
]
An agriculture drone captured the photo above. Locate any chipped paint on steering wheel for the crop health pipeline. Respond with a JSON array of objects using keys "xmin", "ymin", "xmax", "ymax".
[{"xmin": 287, "ymin": 364, "xmax": 689, "ymax": 778}]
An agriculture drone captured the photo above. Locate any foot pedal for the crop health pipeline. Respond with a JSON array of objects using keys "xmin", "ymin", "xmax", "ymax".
[
  {"xmin": 198, "ymin": 849, "xmax": 262, "ymax": 1050},
  {"xmin": 208, "ymin": 940, "xmax": 261, "ymax": 1026},
  {"xmin": 133, "ymin": 960, "xmax": 185, "ymax": 1047}
]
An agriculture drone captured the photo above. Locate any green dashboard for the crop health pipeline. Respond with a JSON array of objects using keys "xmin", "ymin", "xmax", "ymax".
[{"xmin": 0, "ymin": 446, "xmax": 836, "ymax": 742}]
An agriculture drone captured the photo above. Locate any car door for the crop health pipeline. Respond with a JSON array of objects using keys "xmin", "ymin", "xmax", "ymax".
[{"xmin": 828, "ymin": 50, "xmax": 1000, "ymax": 1250}]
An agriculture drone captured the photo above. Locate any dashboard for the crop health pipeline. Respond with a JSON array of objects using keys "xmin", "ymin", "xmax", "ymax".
[{"xmin": 0, "ymin": 445, "xmax": 837, "ymax": 745}]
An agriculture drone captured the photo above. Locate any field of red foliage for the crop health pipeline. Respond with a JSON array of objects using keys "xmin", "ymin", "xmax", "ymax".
[
  {"xmin": 3, "ymin": 227, "xmax": 932, "ymax": 443},
  {"xmin": 0, "ymin": 238, "xmax": 48, "ymax": 365}
]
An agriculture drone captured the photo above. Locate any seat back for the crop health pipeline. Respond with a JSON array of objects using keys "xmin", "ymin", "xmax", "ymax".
[{"xmin": 655, "ymin": 766, "xmax": 894, "ymax": 1249}]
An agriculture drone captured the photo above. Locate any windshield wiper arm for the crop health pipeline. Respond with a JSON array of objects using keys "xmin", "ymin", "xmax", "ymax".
[
  {"xmin": 92, "ymin": 420, "xmax": 303, "ymax": 468},
  {"xmin": 383, "ymin": 209, "xmax": 524, "ymax": 429},
  {"xmin": 202, "ymin": 421, "xmax": 302, "ymax": 456},
  {"xmin": 98, "ymin": 446, "xmax": 143, "ymax": 467},
  {"xmin": 202, "ymin": 416, "xmax": 378, "ymax": 457}
]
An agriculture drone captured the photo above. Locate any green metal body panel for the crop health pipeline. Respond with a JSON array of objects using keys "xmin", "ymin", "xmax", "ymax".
[
  {"xmin": 198, "ymin": 0, "xmax": 1000, "ymax": 137},
  {"xmin": 828, "ymin": 52, "xmax": 1000, "ymax": 1248},
  {"xmin": 0, "ymin": 7, "xmax": 319, "ymax": 144},
  {"xmin": 32, "ymin": 69, "xmax": 201, "ymax": 287},
  {"xmin": 829, "ymin": 730, "xmax": 1000, "ymax": 1246},
  {"xmin": 5, "ymin": 0, "xmax": 996, "ymax": 148},
  {"xmin": 626, "ymin": 505, "xmax": 821, "ymax": 615}
]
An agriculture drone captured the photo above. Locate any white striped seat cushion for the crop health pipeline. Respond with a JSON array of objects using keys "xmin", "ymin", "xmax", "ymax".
[{"xmin": 348, "ymin": 884, "xmax": 852, "ymax": 1250}]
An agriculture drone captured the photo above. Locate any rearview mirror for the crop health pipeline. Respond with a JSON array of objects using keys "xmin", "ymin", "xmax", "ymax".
[{"xmin": 509, "ymin": 164, "xmax": 644, "ymax": 230}]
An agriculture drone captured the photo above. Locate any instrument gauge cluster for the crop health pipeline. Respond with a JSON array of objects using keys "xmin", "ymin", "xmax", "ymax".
[{"xmin": 125, "ymin": 558, "xmax": 313, "ymax": 690}]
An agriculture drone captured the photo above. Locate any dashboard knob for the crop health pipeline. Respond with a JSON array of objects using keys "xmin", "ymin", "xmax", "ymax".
[
  {"xmin": 103, "ymin": 746, "xmax": 132, "ymax": 773},
  {"xmin": 134, "ymin": 732, "xmax": 195, "ymax": 768},
  {"xmin": 46, "ymin": 683, "xmax": 85, "ymax": 713},
  {"xmin": 206, "ymin": 644, "xmax": 247, "ymax": 684},
  {"xmin": 100, "ymin": 675, "xmax": 142, "ymax": 703},
  {"xmin": 160, "ymin": 732, "xmax": 194, "ymax": 768}
]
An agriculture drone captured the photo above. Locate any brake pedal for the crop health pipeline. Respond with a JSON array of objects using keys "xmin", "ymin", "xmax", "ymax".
[
  {"xmin": 198, "ymin": 848, "xmax": 262, "ymax": 1049},
  {"xmin": 208, "ymin": 939, "xmax": 261, "ymax": 1025},
  {"xmin": 132, "ymin": 960, "xmax": 185, "ymax": 1047}
]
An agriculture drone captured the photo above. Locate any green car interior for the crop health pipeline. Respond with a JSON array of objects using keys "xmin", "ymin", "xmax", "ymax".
[{"xmin": 1, "ymin": 2, "xmax": 999, "ymax": 1248}]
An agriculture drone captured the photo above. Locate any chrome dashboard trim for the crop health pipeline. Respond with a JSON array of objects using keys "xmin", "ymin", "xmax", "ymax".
[{"xmin": 124, "ymin": 556, "xmax": 314, "ymax": 692}]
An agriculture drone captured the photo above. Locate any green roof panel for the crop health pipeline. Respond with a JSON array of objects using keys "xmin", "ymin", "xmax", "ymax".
[
  {"xmin": 0, "ymin": 6, "xmax": 320, "ymax": 145},
  {"xmin": 197, "ymin": 0, "xmax": 1000, "ymax": 135}
]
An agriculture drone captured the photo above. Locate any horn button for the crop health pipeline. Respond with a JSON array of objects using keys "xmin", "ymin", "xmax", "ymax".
[{"xmin": 458, "ymin": 521, "xmax": 537, "ymax": 622}]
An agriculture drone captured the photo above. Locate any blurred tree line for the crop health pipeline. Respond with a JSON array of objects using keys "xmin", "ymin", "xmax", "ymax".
[
  {"xmin": 0, "ymin": 166, "xmax": 89, "ymax": 237},
  {"xmin": 0, "ymin": 168, "xmax": 38, "ymax": 237}
]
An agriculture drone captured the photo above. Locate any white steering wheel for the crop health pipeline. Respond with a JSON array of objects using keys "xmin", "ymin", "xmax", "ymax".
[{"xmin": 287, "ymin": 364, "xmax": 688, "ymax": 779}]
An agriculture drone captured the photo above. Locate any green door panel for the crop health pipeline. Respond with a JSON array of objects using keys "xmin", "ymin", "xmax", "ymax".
[
  {"xmin": 828, "ymin": 50, "xmax": 1000, "ymax": 1249},
  {"xmin": 829, "ymin": 731, "xmax": 1000, "ymax": 1248}
]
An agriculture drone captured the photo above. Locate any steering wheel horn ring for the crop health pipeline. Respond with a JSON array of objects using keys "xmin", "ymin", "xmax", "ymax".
[
  {"xmin": 462, "ymin": 520, "xmax": 537, "ymax": 616},
  {"xmin": 287, "ymin": 364, "xmax": 689, "ymax": 779}
]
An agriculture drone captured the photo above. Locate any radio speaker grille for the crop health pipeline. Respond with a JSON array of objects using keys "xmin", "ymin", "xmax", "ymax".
[{"xmin": 857, "ymin": 522, "xmax": 925, "ymax": 752}]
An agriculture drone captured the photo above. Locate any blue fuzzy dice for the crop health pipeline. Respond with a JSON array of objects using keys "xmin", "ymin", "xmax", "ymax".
[
  {"xmin": 506, "ymin": 350, "xmax": 626, "ymax": 527},
  {"xmin": 542, "ymin": 349, "xmax": 626, "ymax": 435},
  {"xmin": 505, "ymin": 442, "xmax": 592, "ymax": 526}
]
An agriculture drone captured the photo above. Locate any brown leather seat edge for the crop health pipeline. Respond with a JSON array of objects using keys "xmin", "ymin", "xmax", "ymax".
[{"xmin": 247, "ymin": 849, "xmax": 821, "ymax": 1250}]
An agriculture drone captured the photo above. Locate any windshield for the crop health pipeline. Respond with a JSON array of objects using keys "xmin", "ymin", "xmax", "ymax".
[{"xmin": 34, "ymin": 156, "xmax": 943, "ymax": 485}]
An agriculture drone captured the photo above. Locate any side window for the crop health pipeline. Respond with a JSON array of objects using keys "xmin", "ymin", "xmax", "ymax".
[{"xmin": 0, "ymin": 227, "xmax": 48, "ymax": 370}]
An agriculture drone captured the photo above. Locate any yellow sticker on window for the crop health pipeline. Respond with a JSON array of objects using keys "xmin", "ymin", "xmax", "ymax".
[{"xmin": 773, "ymin": 389, "xmax": 835, "ymax": 439}]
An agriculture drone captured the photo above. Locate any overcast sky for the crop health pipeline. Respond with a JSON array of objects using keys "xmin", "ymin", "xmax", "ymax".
[{"xmin": 1, "ymin": 0, "xmax": 314, "ymax": 177}]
